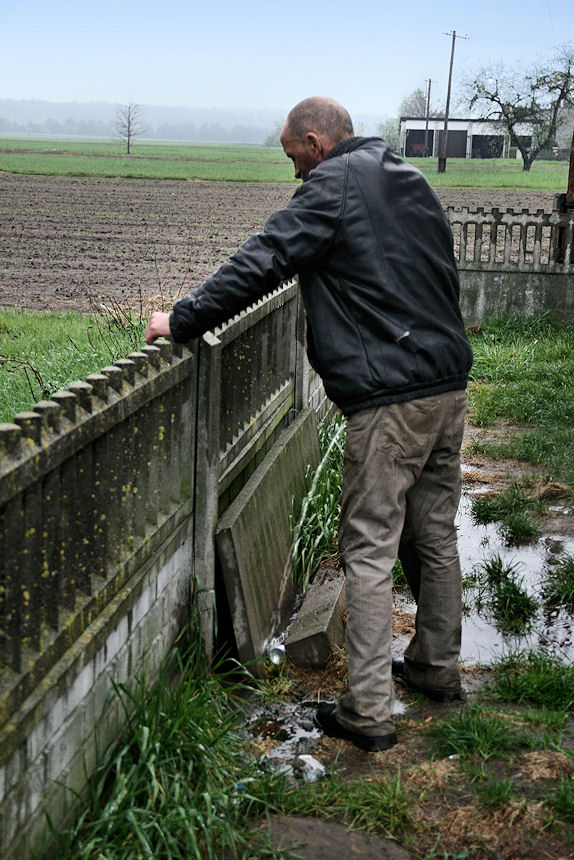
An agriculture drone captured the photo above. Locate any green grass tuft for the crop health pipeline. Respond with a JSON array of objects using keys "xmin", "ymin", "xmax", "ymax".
[
  {"xmin": 470, "ymin": 485, "xmax": 543, "ymax": 544},
  {"xmin": 547, "ymin": 776, "xmax": 574, "ymax": 825},
  {"xmin": 276, "ymin": 771, "xmax": 412, "ymax": 836},
  {"xmin": 470, "ymin": 554, "xmax": 539, "ymax": 635},
  {"xmin": 429, "ymin": 705, "xmax": 533, "ymax": 760},
  {"xmin": 543, "ymin": 554, "xmax": 574, "ymax": 611},
  {"xmin": 475, "ymin": 775, "xmax": 517, "ymax": 810},
  {"xmin": 484, "ymin": 650, "xmax": 574, "ymax": 711}
]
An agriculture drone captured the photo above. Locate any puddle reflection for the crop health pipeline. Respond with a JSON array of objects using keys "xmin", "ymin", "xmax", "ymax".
[
  {"xmin": 394, "ymin": 492, "xmax": 574, "ymax": 667},
  {"xmin": 457, "ymin": 491, "xmax": 574, "ymax": 665}
]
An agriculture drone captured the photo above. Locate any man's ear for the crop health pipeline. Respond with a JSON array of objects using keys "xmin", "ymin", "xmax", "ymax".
[{"xmin": 304, "ymin": 132, "xmax": 323, "ymax": 155}]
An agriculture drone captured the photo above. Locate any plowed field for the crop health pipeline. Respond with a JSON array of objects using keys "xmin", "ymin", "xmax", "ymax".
[{"xmin": 0, "ymin": 173, "xmax": 556, "ymax": 312}]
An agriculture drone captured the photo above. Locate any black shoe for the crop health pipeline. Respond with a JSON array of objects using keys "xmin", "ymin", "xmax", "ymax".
[
  {"xmin": 313, "ymin": 703, "xmax": 398, "ymax": 752},
  {"xmin": 392, "ymin": 659, "xmax": 466, "ymax": 703}
]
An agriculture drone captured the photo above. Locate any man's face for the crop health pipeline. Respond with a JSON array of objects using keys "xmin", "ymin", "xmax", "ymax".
[{"xmin": 280, "ymin": 124, "xmax": 323, "ymax": 180}]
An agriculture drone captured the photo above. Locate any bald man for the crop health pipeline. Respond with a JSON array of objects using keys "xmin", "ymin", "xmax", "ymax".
[{"xmin": 146, "ymin": 97, "xmax": 472, "ymax": 752}]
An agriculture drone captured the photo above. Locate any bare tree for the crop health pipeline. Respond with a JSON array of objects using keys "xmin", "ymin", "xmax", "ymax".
[
  {"xmin": 115, "ymin": 103, "xmax": 145, "ymax": 154},
  {"xmin": 466, "ymin": 45, "xmax": 574, "ymax": 171}
]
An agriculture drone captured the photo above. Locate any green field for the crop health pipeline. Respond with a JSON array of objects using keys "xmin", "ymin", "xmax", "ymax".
[
  {"xmin": 0, "ymin": 138, "xmax": 295, "ymax": 182},
  {"xmin": 0, "ymin": 136, "xmax": 568, "ymax": 188},
  {"xmin": 0, "ymin": 307, "xmax": 145, "ymax": 422}
]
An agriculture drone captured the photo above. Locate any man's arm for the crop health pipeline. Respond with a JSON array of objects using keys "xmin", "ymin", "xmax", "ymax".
[{"xmin": 145, "ymin": 165, "xmax": 345, "ymax": 344}]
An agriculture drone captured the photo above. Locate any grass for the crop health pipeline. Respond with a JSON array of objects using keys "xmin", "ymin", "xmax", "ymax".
[
  {"xmin": 485, "ymin": 573, "xmax": 539, "ymax": 636},
  {"xmin": 414, "ymin": 155, "xmax": 569, "ymax": 189},
  {"xmin": 0, "ymin": 138, "xmax": 295, "ymax": 183},
  {"xmin": 275, "ymin": 771, "xmax": 412, "ymax": 836},
  {"xmin": 474, "ymin": 775, "xmax": 518, "ymax": 810},
  {"xmin": 470, "ymin": 484, "xmax": 543, "ymax": 543},
  {"xmin": 543, "ymin": 553, "xmax": 574, "ymax": 611},
  {"xmin": 48, "ymin": 634, "xmax": 283, "ymax": 859},
  {"xmin": 468, "ymin": 554, "xmax": 539, "ymax": 636},
  {"xmin": 467, "ymin": 314, "xmax": 574, "ymax": 487},
  {"xmin": 0, "ymin": 136, "xmax": 569, "ymax": 188},
  {"xmin": 484, "ymin": 650, "xmax": 574, "ymax": 712},
  {"xmin": 547, "ymin": 777, "xmax": 574, "ymax": 825},
  {"xmin": 291, "ymin": 415, "xmax": 345, "ymax": 591},
  {"xmin": 0, "ymin": 306, "xmax": 148, "ymax": 422},
  {"xmin": 429, "ymin": 705, "xmax": 534, "ymax": 761}
]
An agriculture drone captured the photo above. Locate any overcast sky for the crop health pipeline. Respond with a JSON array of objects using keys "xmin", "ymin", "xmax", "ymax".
[{"xmin": 3, "ymin": 0, "xmax": 571, "ymax": 121}]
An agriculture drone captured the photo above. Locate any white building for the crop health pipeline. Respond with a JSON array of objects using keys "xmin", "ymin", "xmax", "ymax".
[{"xmin": 399, "ymin": 116, "xmax": 533, "ymax": 159}]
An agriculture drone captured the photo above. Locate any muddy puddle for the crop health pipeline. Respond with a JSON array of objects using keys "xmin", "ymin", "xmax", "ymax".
[{"xmin": 395, "ymin": 472, "xmax": 574, "ymax": 667}]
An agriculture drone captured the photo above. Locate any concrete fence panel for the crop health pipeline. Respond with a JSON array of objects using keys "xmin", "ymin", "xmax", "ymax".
[
  {"xmin": 446, "ymin": 205, "xmax": 574, "ymax": 324},
  {"xmin": 0, "ymin": 277, "xmax": 330, "ymax": 858}
]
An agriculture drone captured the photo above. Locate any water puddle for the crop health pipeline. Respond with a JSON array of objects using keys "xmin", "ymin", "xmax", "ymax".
[
  {"xmin": 457, "ymin": 488, "xmax": 574, "ymax": 665},
  {"xmin": 395, "ymin": 479, "xmax": 574, "ymax": 667}
]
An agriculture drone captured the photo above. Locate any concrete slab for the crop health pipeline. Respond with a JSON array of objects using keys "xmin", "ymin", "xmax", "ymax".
[
  {"xmin": 285, "ymin": 573, "xmax": 346, "ymax": 667},
  {"xmin": 215, "ymin": 409, "xmax": 320, "ymax": 676},
  {"xmin": 246, "ymin": 816, "xmax": 411, "ymax": 859}
]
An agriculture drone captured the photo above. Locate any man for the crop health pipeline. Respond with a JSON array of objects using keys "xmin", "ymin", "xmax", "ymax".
[{"xmin": 145, "ymin": 96, "xmax": 473, "ymax": 752}]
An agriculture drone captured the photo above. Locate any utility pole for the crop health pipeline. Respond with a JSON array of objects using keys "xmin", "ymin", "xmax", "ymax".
[
  {"xmin": 424, "ymin": 79, "xmax": 431, "ymax": 157},
  {"xmin": 567, "ymin": 127, "xmax": 574, "ymax": 206},
  {"xmin": 438, "ymin": 31, "xmax": 467, "ymax": 173}
]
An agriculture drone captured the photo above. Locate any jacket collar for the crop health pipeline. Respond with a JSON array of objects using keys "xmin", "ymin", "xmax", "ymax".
[{"xmin": 325, "ymin": 136, "xmax": 381, "ymax": 160}]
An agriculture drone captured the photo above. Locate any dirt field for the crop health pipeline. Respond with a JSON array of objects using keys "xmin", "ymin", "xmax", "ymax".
[{"xmin": 0, "ymin": 173, "xmax": 557, "ymax": 312}]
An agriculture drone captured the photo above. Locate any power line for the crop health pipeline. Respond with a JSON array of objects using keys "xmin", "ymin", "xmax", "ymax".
[{"xmin": 465, "ymin": 34, "xmax": 558, "ymax": 48}]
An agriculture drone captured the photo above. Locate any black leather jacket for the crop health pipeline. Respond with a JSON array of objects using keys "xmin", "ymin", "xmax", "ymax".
[{"xmin": 170, "ymin": 137, "xmax": 472, "ymax": 414}]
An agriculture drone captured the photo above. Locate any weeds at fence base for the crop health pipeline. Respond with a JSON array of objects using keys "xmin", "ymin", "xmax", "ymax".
[{"xmin": 46, "ymin": 630, "xmax": 574, "ymax": 860}]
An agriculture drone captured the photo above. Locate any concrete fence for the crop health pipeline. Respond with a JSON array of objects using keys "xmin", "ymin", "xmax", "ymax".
[
  {"xmin": 447, "ymin": 202, "xmax": 574, "ymax": 324},
  {"xmin": 0, "ymin": 277, "xmax": 327, "ymax": 858}
]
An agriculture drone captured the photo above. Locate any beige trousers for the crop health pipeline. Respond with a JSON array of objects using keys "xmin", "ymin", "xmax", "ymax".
[{"xmin": 336, "ymin": 390, "xmax": 467, "ymax": 736}]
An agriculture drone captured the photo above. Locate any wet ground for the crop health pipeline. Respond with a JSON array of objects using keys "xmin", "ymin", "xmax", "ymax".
[
  {"xmin": 241, "ymin": 436, "xmax": 574, "ymax": 858},
  {"xmin": 458, "ymin": 492, "xmax": 574, "ymax": 664},
  {"xmin": 390, "ymin": 488, "xmax": 574, "ymax": 670},
  {"xmin": 458, "ymin": 431, "xmax": 574, "ymax": 666}
]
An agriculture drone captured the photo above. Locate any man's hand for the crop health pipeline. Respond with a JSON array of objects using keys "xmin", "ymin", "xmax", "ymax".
[{"xmin": 145, "ymin": 311, "xmax": 172, "ymax": 345}]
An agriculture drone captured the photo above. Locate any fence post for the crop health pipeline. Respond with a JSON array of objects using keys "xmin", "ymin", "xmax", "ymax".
[
  {"xmin": 293, "ymin": 278, "xmax": 310, "ymax": 414},
  {"xmin": 193, "ymin": 332, "xmax": 222, "ymax": 661}
]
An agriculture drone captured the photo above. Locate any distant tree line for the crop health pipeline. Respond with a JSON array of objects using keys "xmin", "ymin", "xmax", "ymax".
[
  {"xmin": 0, "ymin": 116, "xmax": 113, "ymax": 136},
  {"xmin": 0, "ymin": 115, "xmax": 272, "ymax": 144}
]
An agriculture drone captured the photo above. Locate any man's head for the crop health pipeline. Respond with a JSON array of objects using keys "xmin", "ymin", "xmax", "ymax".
[{"xmin": 280, "ymin": 97, "xmax": 354, "ymax": 180}]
